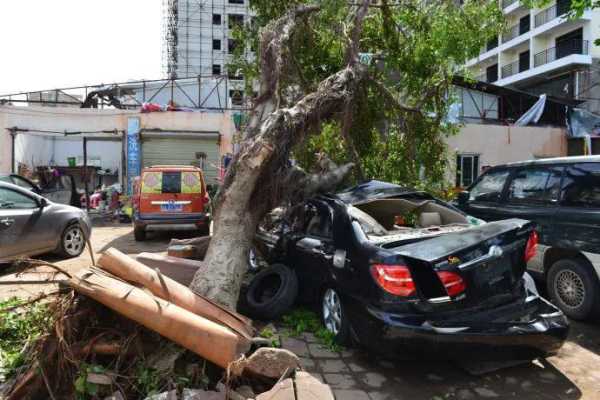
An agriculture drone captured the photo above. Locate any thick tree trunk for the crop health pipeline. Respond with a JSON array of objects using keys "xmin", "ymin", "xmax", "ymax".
[{"xmin": 189, "ymin": 2, "xmax": 371, "ymax": 310}]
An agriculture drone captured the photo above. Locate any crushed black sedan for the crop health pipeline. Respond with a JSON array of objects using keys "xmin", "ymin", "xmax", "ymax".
[{"xmin": 248, "ymin": 180, "xmax": 569, "ymax": 361}]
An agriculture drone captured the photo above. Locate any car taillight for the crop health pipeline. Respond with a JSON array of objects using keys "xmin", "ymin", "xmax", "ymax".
[
  {"xmin": 524, "ymin": 230, "xmax": 538, "ymax": 263},
  {"xmin": 436, "ymin": 271, "xmax": 466, "ymax": 297},
  {"xmin": 370, "ymin": 264, "xmax": 416, "ymax": 297},
  {"xmin": 202, "ymin": 194, "xmax": 210, "ymax": 205}
]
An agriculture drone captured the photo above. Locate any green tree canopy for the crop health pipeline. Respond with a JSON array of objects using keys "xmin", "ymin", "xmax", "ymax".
[{"xmin": 230, "ymin": 0, "xmax": 504, "ymax": 190}]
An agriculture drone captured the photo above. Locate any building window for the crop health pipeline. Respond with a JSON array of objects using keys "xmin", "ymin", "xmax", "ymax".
[
  {"xmin": 228, "ymin": 0, "xmax": 244, "ymax": 4},
  {"xmin": 212, "ymin": 14, "xmax": 221, "ymax": 25},
  {"xmin": 212, "ymin": 64, "xmax": 221, "ymax": 75},
  {"xmin": 229, "ymin": 89, "xmax": 244, "ymax": 106},
  {"xmin": 228, "ymin": 70, "xmax": 243, "ymax": 80},
  {"xmin": 228, "ymin": 14, "xmax": 244, "ymax": 29},
  {"xmin": 228, "ymin": 39, "xmax": 238, "ymax": 54},
  {"xmin": 456, "ymin": 154, "xmax": 480, "ymax": 188},
  {"xmin": 212, "ymin": 39, "xmax": 221, "ymax": 50}
]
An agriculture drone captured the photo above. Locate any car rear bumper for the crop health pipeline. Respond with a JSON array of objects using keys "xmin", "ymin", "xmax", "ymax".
[
  {"xmin": 134, "ymin": 213, "xmax": 210, "ymax": 232},
  {"xmin": 347, "ymin": 293, "xmax": 569, "ymax": 361}
]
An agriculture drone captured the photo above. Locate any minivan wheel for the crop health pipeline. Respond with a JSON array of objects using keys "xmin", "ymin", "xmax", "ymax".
[
  {"xmin": 547, "ymin": 258, "xmax": 600, "ymax": 320},
  {"xmin": 58, "ymin": 224, "xmax": 85, "ymax": 258},
  {"xmin": 321, "ymin": 287, "xmax": 351, "ymax": 346},
  {"xmin": 244, "ymin": 264, "xmax": 298, "ymax": 320},
  {"xmin": 133, "ymin": 225, "xmax": 146, "ymax": 241}
]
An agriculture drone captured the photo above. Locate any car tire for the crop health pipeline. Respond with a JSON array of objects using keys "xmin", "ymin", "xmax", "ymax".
[
  {"xmin": 133, "ymin": 225, "xmax": 146, "ymax": 241},
  {"xmin": 244, "ymin": 263, "xmax": 298, "ymax": 320},
  {"xmin": 320, "ymin": 286, "xmax": 352, "ymax": 346},
  {"xmin": 57, "ymin": 223, "xmax": 86, "ymax": 258},
  {"xmin": 547, "ymin": 258, "xmax": 600, "ymax": 320}
]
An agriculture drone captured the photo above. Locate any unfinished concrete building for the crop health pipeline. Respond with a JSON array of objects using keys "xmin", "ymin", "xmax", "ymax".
[{"xmin": 162, "ymin": 0, "xmax": 254, "ymax": 80}]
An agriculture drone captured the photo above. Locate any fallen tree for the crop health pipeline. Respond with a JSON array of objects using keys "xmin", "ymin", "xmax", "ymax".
[{"xmin": 188, "ymin": 0, "xmax": 505, "ymax": 309}]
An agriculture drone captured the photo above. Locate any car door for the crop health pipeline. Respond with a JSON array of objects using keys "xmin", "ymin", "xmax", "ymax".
[
  {"xmin": 462, "ymin": 168, "xmax": 511, "ymax": 221},
  {"xmin": 0, "ymin": 187, "xmax": 49, "ymax": 259},
  {"xmin": 552, "ymin": 163, "xmax": 600, "ymax": 254},
  {"xmin": 290, "ymin": 202, "xmax": 335, "ymax": 301},
  {"xmin": 499, "ymin": 165, "xmax": 563, "ymax": 261}
]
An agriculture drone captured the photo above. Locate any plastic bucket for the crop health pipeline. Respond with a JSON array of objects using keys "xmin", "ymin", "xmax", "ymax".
[{"xmin": 67, "ymin": 157, "xmax": 76, "ymax": 167}]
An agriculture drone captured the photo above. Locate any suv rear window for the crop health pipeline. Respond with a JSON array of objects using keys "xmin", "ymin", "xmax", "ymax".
[
  {"xmin": 141, "ymin": 171, "xmax": 203, "ymax": 194},
  {"xmin": 562, "ymin": 163, "xmax": 600, "ymax": 208}
]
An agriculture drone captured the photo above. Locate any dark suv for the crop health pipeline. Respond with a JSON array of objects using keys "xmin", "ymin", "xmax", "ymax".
[{"xmin": 456, "ymin": 155, "xmax": 600, "ymax": 320}]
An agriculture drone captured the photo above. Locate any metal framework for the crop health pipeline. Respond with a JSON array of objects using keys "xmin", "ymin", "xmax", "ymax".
[{"xmin": 0, "ymin": 75, "xmax": 248, "ymax": 110}]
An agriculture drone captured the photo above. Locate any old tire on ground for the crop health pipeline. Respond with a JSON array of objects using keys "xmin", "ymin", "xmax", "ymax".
[
  {"xmin": 547, "ymin": 258, "xmax": 600, "ymax": 320},
  {"xmin": 133, "ymin": 225, "xmax": 146, "ymax": 241},
  {"xmin": 57, "ymin": 223, "xmax": 86, "ymax": 258},
  {"xmin": 244, "ymin": 263, "xmax": 298, "ymax": 320},
  {"xmin": 321, "ymin": 286, "xmax": 352, "ymax": 346}
]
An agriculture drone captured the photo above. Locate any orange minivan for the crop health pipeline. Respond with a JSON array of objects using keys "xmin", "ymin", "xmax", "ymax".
[{"xmin": 132, "ymin": 165, "xmax": 211, "ymax": 241}]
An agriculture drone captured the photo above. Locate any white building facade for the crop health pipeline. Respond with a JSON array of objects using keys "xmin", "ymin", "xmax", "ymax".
[{"xmin": 467, "ymin": 0, "xmax": 600, "ymax": 111}]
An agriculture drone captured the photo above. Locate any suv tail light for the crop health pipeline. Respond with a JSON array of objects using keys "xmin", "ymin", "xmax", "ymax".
[
  {"xmin": 436, "ymin": 271, "xmax": 466, "ymax": 297},
  {"xmin": 370, "ymin": 264, "xmax": 416, "ymax": 297},
  {"xmin": 202, "ymin": 194, "xmax": 210, "ymax": 205},
  {"xmin": 524, "ymin": 230, "xmax": 538, "ymax": 263}
]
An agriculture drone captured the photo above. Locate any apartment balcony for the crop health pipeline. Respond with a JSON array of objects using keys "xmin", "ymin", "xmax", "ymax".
[
  {"xmin": 534, "ymin": 1, "xmax": 571, "ymax": 28},
  {"xmin": 534, "ymin": 39, "xmax": 589, "ymax": 67},
  {"xmin": 502, "ymin": 0, "xmax": 518, "ymax": 8}
]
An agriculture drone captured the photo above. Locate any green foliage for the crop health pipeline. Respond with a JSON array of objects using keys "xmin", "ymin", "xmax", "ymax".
[
  {"xmin": 281, "ymin": 308, "xmax": 340, "ymax": 352},
  {"xmin": 134, "ymin": 363, "xmax": 163, "ymax": 397},
  {"xmin": 74, "ymin": 363, "xmax": 106, "ymax": 399},
  {"xmin": 0, "ymin": 297, "xmax": 53, "ymax": 381},
  {"xmin": 233, "ymin": 0, "xmax": 505, "ymax": 189},
  {"xmin": 259, "ymin": 326, "xmax": 281, "ymax": 347}
]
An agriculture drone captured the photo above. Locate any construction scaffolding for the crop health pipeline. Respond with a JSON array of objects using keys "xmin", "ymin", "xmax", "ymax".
[{"xmin": 162, "ymin": 0, "xmax": 254, "ymax": 79}]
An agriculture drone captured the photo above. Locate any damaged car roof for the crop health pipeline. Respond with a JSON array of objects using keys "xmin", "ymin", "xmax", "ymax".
[{"xmin": 336, "ymin": 180, "xmax": 423, "ymax": 204}]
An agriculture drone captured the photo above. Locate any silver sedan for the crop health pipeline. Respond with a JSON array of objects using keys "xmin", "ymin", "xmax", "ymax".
[{"xmin": 0, "ymin": 181, "xmax": 92, "ymax": 262}]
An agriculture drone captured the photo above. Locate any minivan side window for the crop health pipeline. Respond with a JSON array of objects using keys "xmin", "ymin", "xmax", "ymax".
[
  {"xmin": 469, "ymin": 170, "xmax": 510, "ymax": 202},
  {"xmin": 507, "ymin": 167, "xmax": 562, "ymax": 205},
  {"xmin": 561, "ymin": 163, "xmax": 600, "ymax": 208}
]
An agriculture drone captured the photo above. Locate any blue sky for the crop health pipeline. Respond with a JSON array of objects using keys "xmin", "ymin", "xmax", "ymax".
[{"xmin": 0, "ymin": 0, "xmax": 163, "ymax": 94}]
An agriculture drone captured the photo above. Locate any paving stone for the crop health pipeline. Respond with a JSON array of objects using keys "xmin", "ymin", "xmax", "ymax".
[
  {"xmin": 303, "ymin": 332, "xmax": 319, "ymax": 343},
  {"xmin": 473, "ymin": 387, "xmax": 499, "ymax": 398},
  {"xmin": 347, "ymin": 361, "xmax": 367, "ymax": 373},
  {"xmin": 378, "ymin": 360, "xmax": 395, "ymax": 369},
  {"xmin": 281, "ymin": 336, "xmax": 309, "ymax": 357},
  {"xmin": 323, "ymin": 373, "xmax": 357, "ymax": 389},
  {"xmin": 308, "ymin": 343, "xmax": 340, "ymax": 358},
  {"xmin": 360, "ymin": 372, "xmax": 387, "ymax": 388},
  {"xmin": 333, "ymin": 389, "xmax": 370, "ymax": 400},
  {"xmin": 339, "ymin": 348, "xmax": 355, "ymax": 358},
  {"xmin": 368, "ymin": 392, "xmax": 400, "ymax": 400},
  {"xmin": 426, "ymin": 373, "xmax": 444, "ymax": 382},
  {"xmin": 319, "ymin": 358, "xmax": 349, "ymax": 373},
  {"xmin": 456, "ymin": 389, "xmax": 475, "ymax": 400},
  {"xmin": 299, "ymin": 357, "xmax": 316, "ymax": 371}
]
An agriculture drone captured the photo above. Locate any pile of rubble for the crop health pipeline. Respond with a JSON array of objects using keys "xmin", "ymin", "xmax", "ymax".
[{"xmin": 1, "ymin": 248, "xmax": 333, "ymax": 400}]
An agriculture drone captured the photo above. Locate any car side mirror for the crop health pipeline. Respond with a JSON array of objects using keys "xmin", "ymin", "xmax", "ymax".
[
  {"xmin": 39, "ymin": 198, "xmax": 49, "ymax": 208},
  {"xmin": 457, "ymin": 191, "xmax": 470, "ymax": 206}
]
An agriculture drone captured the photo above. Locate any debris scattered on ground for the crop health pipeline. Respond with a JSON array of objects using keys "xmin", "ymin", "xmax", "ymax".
[{"xmin": 1, "ymin": 254, "xmax": 333, "ymax": 399}]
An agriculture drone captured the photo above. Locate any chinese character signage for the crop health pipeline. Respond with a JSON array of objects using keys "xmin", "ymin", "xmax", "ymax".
[{"xmin": 127, "ymin": 117, "xmax": 141, "ymax": 195}]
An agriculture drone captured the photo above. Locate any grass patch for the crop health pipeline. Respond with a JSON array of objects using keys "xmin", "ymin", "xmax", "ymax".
[
  {"xmin": 0, "ymin": 297, "xmax": 54, "ymax": 381},
  {"xmin": 281, "ymin": 308, "xmax": 341, "ymax": 352}
]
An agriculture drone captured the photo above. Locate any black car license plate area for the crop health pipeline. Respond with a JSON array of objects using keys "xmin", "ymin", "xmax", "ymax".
[{"xmin": 471, "ymin": 255, "xmax": 513, "ymax": 295}]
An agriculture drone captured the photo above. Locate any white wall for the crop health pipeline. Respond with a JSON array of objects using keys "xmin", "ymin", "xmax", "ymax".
[
  {"xmin": 445, "ymin": 123, "xmax": 567, "ymax": 185},
  {"xmin": 0, "ymin": 104, "xmax": 236, "ymax": 175}
]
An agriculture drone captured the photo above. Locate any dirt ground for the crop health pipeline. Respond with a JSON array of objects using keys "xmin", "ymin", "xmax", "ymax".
[{"xmin": 1, "ymin": 221, "xmax": 599, "ymax": 399}]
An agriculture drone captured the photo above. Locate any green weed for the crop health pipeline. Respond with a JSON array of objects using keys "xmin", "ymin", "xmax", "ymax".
[{"xmin": 281, "ymin": 308, "xmax": 341, "ymax": 352}]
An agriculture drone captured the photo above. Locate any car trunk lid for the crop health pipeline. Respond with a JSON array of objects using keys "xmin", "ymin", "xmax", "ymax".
[{"xmin": 384, "ymin": 219, "xmax": 535, "ymax": 310}]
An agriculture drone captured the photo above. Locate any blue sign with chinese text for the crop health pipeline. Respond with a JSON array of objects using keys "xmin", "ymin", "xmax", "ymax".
[{"xmin": 127, "ymin": 117, "xmax": 141, "ymax": 195}]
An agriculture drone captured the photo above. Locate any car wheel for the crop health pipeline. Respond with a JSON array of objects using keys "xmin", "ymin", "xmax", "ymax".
[
  {"xmin": 133, "ymin": 225, "xmax": 146, "ymax": 241},
  {"xmin": 244, "ymin": 263, "xmax": 298, "ymax": 320},
  {"xmin": 58, "ymin": 224, "xmax": 86, "ymax": 258},
  {"xmin": 248, "ymin": 247, "xmax": 260, "ymax": 271},
  {"xmin": 547, "ymin": 258, "xmax": 600, "ymax": 320},
  {"xmin": 321, "ymin": 287, "xmax": 351, "ymax": 346}
]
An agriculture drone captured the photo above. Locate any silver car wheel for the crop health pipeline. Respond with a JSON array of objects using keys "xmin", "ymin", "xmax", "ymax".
[
  {"xmin": 322, "ymin": 288, "xmax": 342, "ymax": 336},
  {"xmin": 64, "ymin": 226, "xmax": 85, "ymax": 256},
  {"xmin": 555, "ymin": 269, "xmax": 585, "ymax": 309},
  {"xmin": 248, "ymin": 248, "xmax": 259, "ymax": 271}
]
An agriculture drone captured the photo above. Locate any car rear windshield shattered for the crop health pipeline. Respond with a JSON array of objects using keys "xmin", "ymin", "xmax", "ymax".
[
  {"xmin": 161, "ymin": 172, "xmax": 182, "ymax": 193},
  {"xmin": 348, "ymin": 198, "xmax": 473, "ymax": 244}
]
